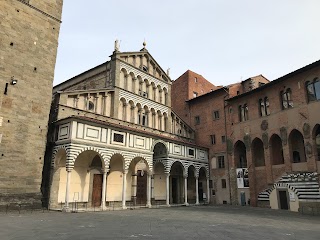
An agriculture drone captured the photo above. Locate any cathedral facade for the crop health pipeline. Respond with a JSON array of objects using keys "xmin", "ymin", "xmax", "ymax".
[{"xmin": 45, "ymin": 43, "xmax": 210, "ymax": 210}]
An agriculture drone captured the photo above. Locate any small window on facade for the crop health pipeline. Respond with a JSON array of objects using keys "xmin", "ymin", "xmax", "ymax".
[
  {"xmin": 195, "ymin": 116, "xmax": 200, "ymax": 125},
  {"xmin": 221, "ymin": 135, "xmax": 226, "ymax": 143},
  {"xmin": 306, "ymin": 78, "xmax": 320, "ymax": 102},
  {"xmin": 113, "ymin": 133, "xmax": 124, "ymax": 143},
  {"xmin": 281, "ymin": 88, "xmax": 293, "ymax": 109},
  {"xmin": 259, "ymin": 97, "xmax": 270, "ymax": 117},
  {"xmin": 210, "ymin": 134, "xmax": 216, "ymax": 145},
  {"xmin": 239, "ymin": 104, "xmax": 249, "ymax": 122},
  {"xmin": 88, "ymin": 101, "xmax": 95, "ymax": 111},
  {"xmin": 259, "ymin": 82, "xmax": 265, "ymax": 87},
  {"xmin": 194, "ymin": 77, "xmax": 198, "ymax": 83},
  {"xmin": 213, "ymin": 110, "xmax": 220, "ymax": 120},
  {"xmin": 193, "ymin": 92, "xmax": 198, "ymax": 98},
  {"xmin": 142, "ymin": 65, "xmax": 148, "ymax": 72},
  {"xmin": 218, "ymin": 156, "xmax": 225, "ymax": 168},
  {"xmin": 221, "ymin": 179, "xmax": 227, "ymax": 188},
  {"xmin": 188, "ymin": 149, "xmax": 195, "ymax": 156},
  {"xmin": 237, "ymin": 91, "xmax": 240, "ymax": 95}
]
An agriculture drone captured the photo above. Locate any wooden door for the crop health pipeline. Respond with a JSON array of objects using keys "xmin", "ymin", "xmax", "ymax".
[
  {"xmin": 136, "ymin": 170, "xmax": 147, "ymax": 205},
  {"xmin": 92, "ymin": 174, "xmax": 103, "ymax": 207}
]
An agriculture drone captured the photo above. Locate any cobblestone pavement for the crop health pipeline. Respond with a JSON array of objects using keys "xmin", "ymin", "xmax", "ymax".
[{"xmin": 0, "ymin": 205, "xmax": 320, "ymax": 240}]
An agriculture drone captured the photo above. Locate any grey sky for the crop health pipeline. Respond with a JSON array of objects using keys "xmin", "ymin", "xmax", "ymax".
[{"xmin": 53, "ymin": 0, "xmax": 320, "ymax": 86}]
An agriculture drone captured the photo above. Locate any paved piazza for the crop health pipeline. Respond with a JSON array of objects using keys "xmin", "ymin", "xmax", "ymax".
[{"xmin": 1, "ymin": 206, "xmax": 320, "ymax": 240}]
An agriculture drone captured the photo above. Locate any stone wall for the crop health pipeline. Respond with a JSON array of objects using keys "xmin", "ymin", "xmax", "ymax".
[{"xmin": 0, "ymin": 0, "xmax": 63, "ymax": 207}]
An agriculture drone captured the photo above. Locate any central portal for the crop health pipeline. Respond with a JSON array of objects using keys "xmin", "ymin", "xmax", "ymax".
[{"xmin": 92, "ymin": 174, "xmax": 103, "ymax": 207}]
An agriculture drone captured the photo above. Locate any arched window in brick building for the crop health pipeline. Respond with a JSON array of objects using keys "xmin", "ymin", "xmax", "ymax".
[
  {"xmin": 238, "ymin": 104, "xmax": 249, "ymax": 122},
  {"xmin": 306, "ymin": 78, "xmax": 320, "ymax": 102},
  {"xmin": 259, "ymin": 97, "xmax": 270, "ymax": 117},
  {"xmin": 280, "ymin": 88, "xmax": 293, "ymax": 109}
]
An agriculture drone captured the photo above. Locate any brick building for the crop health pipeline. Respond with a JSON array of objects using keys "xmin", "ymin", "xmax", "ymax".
[
  {"xmin": 0, "ymin": 0, "xmax": 63, "ymax": 208},
  {"xmin": 172, "ymin": 62, "xmax": 320, "ymax": 212}
]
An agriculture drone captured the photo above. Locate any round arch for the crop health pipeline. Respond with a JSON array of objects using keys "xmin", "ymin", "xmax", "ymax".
[
  {"xmin": 234, "ymin": 140, "xmax": 247, "ymax": 168},
  {"xmin": 269, "ymin": 134, "xmax": 284, "ymax": 165},
  {"xmin": 288, "ymin": 129, "xmax": 306, "ymax": 163},
  {"xmin": 251, "ymin": 137, "xmax": 265, "ymax": 167}
]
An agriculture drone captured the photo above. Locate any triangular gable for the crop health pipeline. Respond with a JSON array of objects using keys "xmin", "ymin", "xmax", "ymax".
[{"xmin": 115, "ymin": 49, "xmax": 171, "ymax": 83}]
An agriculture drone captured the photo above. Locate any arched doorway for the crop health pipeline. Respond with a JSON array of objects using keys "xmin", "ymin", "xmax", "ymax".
[
  {"xmin": 128, "ymin": 157, "xmax": 149, "ymax": 205},
  {"xmin": 269, "ymin": 134, "xmax": 284, "ymax": 165},
  {"xmin": 68, "ymin": 150, "xmax": 104, "ymax": 208},
  {"xmin": 289, "ymin": 129, "xmax": 306, "ymax": 163},
  {"xmin": 170, "ymin": 162, "xmax": 184, "ymax": 204},
  {"xmin": 252, "ymin": 138, "xmax": 265, "ymax": 167}
]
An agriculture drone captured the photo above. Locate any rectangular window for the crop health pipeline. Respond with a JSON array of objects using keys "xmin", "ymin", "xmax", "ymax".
[
  {"xmin": 218, "ymin": 156, "xmax": 225, "ymax": 168},
  {"xmin": 281, "ymin": 88, "xmax": 293, "ymax": 109},
  {"xmin": 221, "ymin": 135, "xmax": 226, "ymax": 143},
  {"xmin": 259, "ymin": 97, "xmax": 270, "ymax": 117},
  {"xmin": 221, "ymin": 179, "xmax": 227, "ymax": 188},
  {"xmin": 195, "ymin": 116, "xmax": 200, "ymax": 125},
  {"xmin": 188, "ymin": 149, "xmax": 195, "ymax": 156},
  {"xmin": 213, "ymin": 110, "xmax": 220, "ymax": 120},
  {"xmin": 113, "ymin": 133, "xmax": 124, "ymax": 143},
  {"xmin": 210, "ymin": 134, "xmax": 216, "ymax": 144}
]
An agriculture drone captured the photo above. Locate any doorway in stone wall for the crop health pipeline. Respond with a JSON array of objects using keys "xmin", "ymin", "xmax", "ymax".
[
  {"xmin": 136, "ymin": 170, "xmax": 147, "ymax": 205},
  {"xmin": 92, "ymin": 174, "xmax": 103, "ymax": 207},
  {"xmin": 278, "ymin": 190, "xmax": 289, "ymax": 210}
]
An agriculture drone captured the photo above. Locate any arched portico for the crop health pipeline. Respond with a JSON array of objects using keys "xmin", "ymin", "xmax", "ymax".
[{"xmin": 170, "ymin": 161, "xmax": 185, "ymax": 204}]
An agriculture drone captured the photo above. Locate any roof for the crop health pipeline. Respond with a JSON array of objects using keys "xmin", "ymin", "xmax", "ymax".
[
  {"xmin": 227, "ymin": 59, "xmax": 320, "ymax": 102},
  {"xmin": 54, "ymin": 115, "xmax": 208, "ymax": 149}
]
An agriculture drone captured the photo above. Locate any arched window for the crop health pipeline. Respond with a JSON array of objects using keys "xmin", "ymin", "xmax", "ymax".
[
  {"xmin": 306, "ymin": 78, "xmax": 320, "ymax": 102},
  {"xmin": 239, "ymin": 104, "xmax": 249, "ymax": 122},
  {"xmin": 280, "ymin": 88, "xmax": 293, "ymax": 109},
  {"xmin": 88, "ymin": 101, "xmax": 95, "ymax": 111},
  {"xmin": 259, "ymin": 97, "xmax": 270, "ymax": 117}
]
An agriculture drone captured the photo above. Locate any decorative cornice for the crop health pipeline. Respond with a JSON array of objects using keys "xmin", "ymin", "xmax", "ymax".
[{"xmin": 16, "ymin": 0, "xmax": 62, "ymax": 23}]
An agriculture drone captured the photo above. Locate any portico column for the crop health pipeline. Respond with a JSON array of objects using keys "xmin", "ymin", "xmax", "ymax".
[
  {"xmin": 146, "ymin": 173, "xmax": 152, "ymax": 208},
  {"xmin": 166, "ymin": 173, "xmax": 170, "ymax": 206},
  {"xmin": 195, "ymin": 177, "xmax": 199, "ymax": 205},
  {"xmin": 122, "ymin": 170, "xmax": 128, "ymax": 209},
  {"xmin": 206, "ymin": 178, "xmax": 210, "ymax": 204},
  {"xmin": 64, "ymin": 169, "xmax": 72, "ymax": 211},
  {"xmin": 184, "ymin": 176, "xmax": 188, "ymax": 206},
  {"xmin": 101, "ymin": 169, "xmax": 108, "ymax": 210}
]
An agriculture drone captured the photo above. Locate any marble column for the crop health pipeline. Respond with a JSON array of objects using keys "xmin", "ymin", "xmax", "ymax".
[
  {"xmin": 195, "ymin": 177, "xmax": 199, "ymax": 205},
  {"xmin": 101, "ymin": 169, "xmax": 108, "ymax": 210},
  {"xmin": 166, "ymin": 173, "xmax": 170, "ymax": 206},
  {"xmin": 64, "ymin": 169, "xmax": 72, "ymax": 211},
  {"xmin": 184, "ymin": 176, "xmax": 188, "ymax": 206},
  {"xmin": 147, "ymin": 173, "xmax": 152, "ymax": 208},
  {"xmin": 122, "ymin": 170, "xmax": 128, "ymax": 209},
  {"xmin": 206, "ymin": 178, "xmax": 210, "ymax": 204}
]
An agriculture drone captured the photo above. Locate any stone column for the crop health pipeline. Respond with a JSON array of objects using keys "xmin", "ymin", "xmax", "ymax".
[
  {"xmin": 101, "ymin": 169, "xmax": 108, "ymax": 210},
  {"xmin": 132, "ymin": 172, "xmax": 137, "ymax": 205},
  {"xmin": 166, "ymin": 173, "xmax": 170, "ymax": 206},
  {"xmin": 184, "ymin": 176, "xmax": 188, "ymax": 205},
  {"xmin": 147, "ymin": 173, "xmax": 152, "ymax": 208},
  {"xmin": 206, "ymin": 178, "xmax": 210, "ymax": 204},
  {"xmin": 195, "ymin": 177, "xmax": 199, "ymax": 205},
  {"xmin": 122, "ymin": 170, "xmax": 128, "ymax": 209},
  {"xmin": 64, "ymin": 169, "xmax": 72, "ymax": 211}
]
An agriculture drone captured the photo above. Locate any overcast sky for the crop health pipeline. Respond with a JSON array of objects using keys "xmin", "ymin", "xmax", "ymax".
[{"xmin": 53, "ymin": 0, "xmax": 320, "ymax": 87}]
